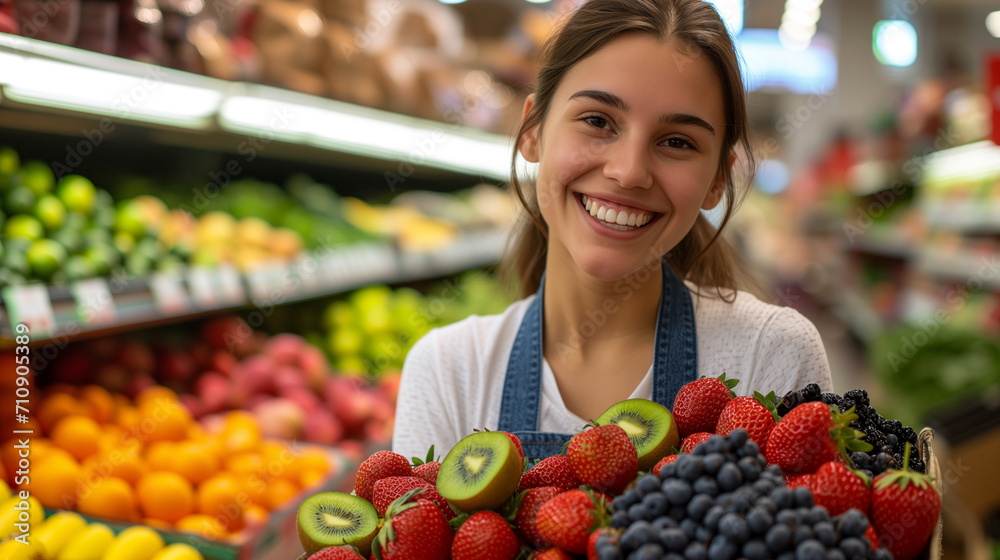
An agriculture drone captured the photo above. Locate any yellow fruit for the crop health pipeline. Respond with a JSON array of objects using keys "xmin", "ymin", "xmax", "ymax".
[
  {"xmin": 0, "ymin": 481, "xmax": 10, "ymax": 501},
  {"xmin": 56, "ymin": 523, "xmax": 114, "ymax": 560},
  {"xmin": 0, "ymin": 495, "xmax": 44, "ymax": 539},
  {"xmin": 136, "ymin": 471, "xmax": 194, "ymax": 523},
  {"xmin": 102, "ymin": 525, "xmax": 164, "ymax": 560},
  {"xmin": 166, "ymin": 442, "xmax": 218, "ymax": 485},
  {"xmin": 149, "ymin": 543, "xmax": 203, "ymax": 560},
  {"xmin": 51, "ymin": 416, "xmax": 102, "ymax": 461},
  {"xmin": 34, "ymin": 511, "xmax": 87, "ymax": 557},
  {"xmin": 174, "ymin": 514, "xmax": 227, "ymax": 541},
  {"xmin": 0, "ymin": 534, "xmax": 47, "ymax": 560},
  {"xmin": 75, "ymin": 476, "xmax": 139, "ymax": 523},
  {"xmin": 27, "ymin": 452, "xmax": 81, "ymax": 509}
]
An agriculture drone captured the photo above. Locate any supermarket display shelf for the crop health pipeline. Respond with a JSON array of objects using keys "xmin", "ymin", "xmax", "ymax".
[
  {"xmin": 844, "ymin": 237, "xmax": 916, "ymax": 260},
  {"xmin": 915, "ymin": 250, "xmax": 1000, "ymax": 292},
  {"xmin": 818, "ymin": 283, "xmax": 885, "ymax": 343},
  {"xmin": 0, "ymin": 33, "xmax": 513, "ymax": 182},
  {"xmin": 0, "ymin": 228, "xmax": 508, "ymax": 345}
]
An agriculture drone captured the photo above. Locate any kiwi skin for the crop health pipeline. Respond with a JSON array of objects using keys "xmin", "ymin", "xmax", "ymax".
[
  {"xmin": 296, "ymin": 492, "xmax": 379, "ymax": 556},
  {"xmin": 596, "ymin": 398, "xmax": 679, "ymax": 471},
  {"xmin": 436, "ymin": 431, "xmax": 522, "ymax": 512}
]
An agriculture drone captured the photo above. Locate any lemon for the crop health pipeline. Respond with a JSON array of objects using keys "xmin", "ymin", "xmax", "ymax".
[
  {"xmin": 35, "ymin": 195, "xmax": 66, "ymax": 232},
  {"xmin": 27, "ymin": 239, "xmax": 68, "ymax": 281},
  {"xmin": 56, "ymin": 175, "xmax": 97, "ymax": 215},
  {"xmin": 4, "ymin": 215, "xmax": 44, "ymax": 241},
  {"xmin": 18, "ymin": 160, "xmax": 55, "ymax": 196}
]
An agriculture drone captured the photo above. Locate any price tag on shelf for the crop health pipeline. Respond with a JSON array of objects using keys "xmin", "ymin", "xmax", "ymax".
[
  {"xmin": 71, "ymin": 278, "xmax": 116, "ymax": 327},
  {"xmin": 246, "ymin": 263, "xmax": 291, "ymax": 304},
  {"xmin": 215, "ymin": 264, "xmax": 246, "ymax": 306},
  {"xmin": 187, "ymin": 267, "xmax": 219, "ymax": 309},
  {"xmin": 2, "ymin": 284, "xmax": 56, "ymax": 336},
  {"xmin": 293, "ymin": 254, "xmax": 321, "ymax": 294},
  {"xmin": 150, "ymin": 273, "xmax": 190, "ymax": 315}
]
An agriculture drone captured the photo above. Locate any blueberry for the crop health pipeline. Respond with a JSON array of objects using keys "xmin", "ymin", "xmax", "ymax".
[
  {"xmin": 792, "ymin": 526, "xmax": 814, "ymax": 546},
  {"xmin": 678, "ymin": 456, "xmax": 705, "ymax": 481},
  {"xmin": 717, "ymin": 463, "xmax": 744, "ymax": 492},
  {"xmin": 693, "ymin": 476, "xmax": 720, "ymax": 496},
  {"xmin": 739, "ymin": 440, "xmax": 760, "ymax": 458},
  {"xmin": 687, "ymin": 494, "xmax": 714, "ymax": 522},
  {"xmin": 704, "ymin": 436, "xmax": 728, "ymax": 455},
  {"xmin": 670, "ymin": 506, "xmax": 688, "ymax": 521},
  {"xmin": 628, "ymin": 503, "xmax": 646, "ymax": 522},
  {"xmin": 793, "ymin": 487, "xmax": 814, "ymax": 508},
  {"xmin": 729, "ymin": 429, "xmax": 750, "ymax": 448},
  {"xmin": 825, "ymin": 549, "xmax": 846, "ymax": 560},
  {"xmin": 746, "ymin": 507, "xmax": 774, "ymax": 535},
  {"xmin": 778, "ymin": 553, "xmax": 795, "ymax": 560},
  {"xmin": 814, "ymin": 521, "xmax": 836, "ymax": 546},
  {"xmin": 871, "ymin": 549, "xmax": 894, "ymax": 560},
  {"xmin": 738, "ymin": 456, "xmax": 762, "ymax": 481},
  {"xmin": 620, "ymin": 520, "xmax": 656, "ymax": 551},
  {"xmin": 715, "ymin": 492, "xmax": 733, "ymax": 506},
  {"xmin": 809, "ymin": 506, "xmax": 830, "ymax": 524},
  {"xmin": 663, "ymin": 479, "xmax": 694, "ymax": 506},
  {"xmin": 756, "ymin": 496, "xmax": 778, "ymax": 515},
  {"xmin": 775, "ymin": 509, "xmax": 799, "ymax": 526},
  {"xmin": 718, "ymin": 513, "xmax": 751, "ymax": 543},
  {"xmin": 659, "ymin": 527, "xmax": 689, "ymax": 551},
  {"xmin": 850, "ymin": 452, "xmax": 872, "ymax": 470},
  {"xmin": 860, "ymin": 469, "xmax": 874, "ymax": 480},
  {"xmin": 837, "ymin": 509, "xmax": 869, "ymax": 537},
  {"xmin": 632, "ymin": 543, "xmax": 665, "ymax": 560},
  {"xmin": 665, "ymin": 554, "xmax": 685, "ymax": 560},
  {"xmin": 771, "ymin": 488, "xmax": 793, "ymax": 510},
  {"xmin": 684, "ymin": 542, "xmax": 708, "ymax": 560},
  {"xmin": 680, "ymin": 518, "xmax": 699, "ymax": 539},
  {"xmin": 661, "ymin": 463, "xmax": 679, "ymax": 479},
  {"xmin": 641, "ymin": 492, "xmax": 669, "ymax": 518},
  {"xmin": 598, "ymin": 545, "xmax": 624, "ymax": 560},
  {"xmin": 613, "ymin": 493, "xmax": 637, "ymax": 512},
  {"xmin": 703, "ymin": 453, "xmax": 725, "ymax": 475},
  {"xmin": 653, "ymin": 516, "xmax": 679, "ymax": 530},
  {"xmin": 795, "ymin": 539, "xmax": 825, "ymax": 560},
  {"xmin": 752, "ymin": 479, "xmax": 777, "ymax": 495},
  {"xmin": 695, "ymin": 526, "xmax": 712, "ymax": 542},
  {"xmin": 612, "ymin": 510, "xmax": 631, "ymax": 528},
  {"xmin": 874, "ymin": 453, "xmax": 891, "ymax": 472},
  {"xmin": 765, "ymin": 524, "xmax": 792, "ymax": 552},
  {"xmin": 704, "ymin": 505, "xmax": 726, "ymax": 531},
  {"xmin": 742, "ymin": 539, "xmax": 770, "ymax": 560},
  {"xmin": 637, "ymin": 473, "xmax": 662, "ymax": 495},
  {"xmin": 838, "ymin": 537, "xmax": 867, "ymax": 559},
  {"xmin": 707, "ymin": 535, "xmax": 739, "ymax": 560}
]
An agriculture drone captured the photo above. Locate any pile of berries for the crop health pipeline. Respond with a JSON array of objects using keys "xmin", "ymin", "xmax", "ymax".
[
  {"xmin": 776, "ymin": 384, "xmax": 923, "ymax": 476},
  {"xmin": 596, "ymin": 430, "xmax": 890, "ymax": 560}
]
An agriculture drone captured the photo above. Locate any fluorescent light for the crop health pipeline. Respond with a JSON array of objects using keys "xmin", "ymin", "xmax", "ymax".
[
  {"xmin": 873, "ymin": 20, "xmax": 917, "ymax": 67},
  {"xmin": 922, "ymin": 141, "xmax": 1000, "ymax": 189},
  {"xmin": 987, "ymin": 11, "xmax": 1000, "ymax": 37}
]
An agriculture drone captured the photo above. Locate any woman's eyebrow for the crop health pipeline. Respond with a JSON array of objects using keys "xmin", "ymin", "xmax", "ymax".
[{"xmin": 568, "ymin": 89, "xmax": 715, "ymax": 136}]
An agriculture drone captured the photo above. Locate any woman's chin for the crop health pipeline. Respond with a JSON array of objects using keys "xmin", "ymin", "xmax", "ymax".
[{"xmin": 571, "ymin": 254, "xmax": 660, "ymax": 285}]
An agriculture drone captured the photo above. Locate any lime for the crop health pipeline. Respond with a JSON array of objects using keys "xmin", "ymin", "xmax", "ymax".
[
  {"xmin": 125, "ymin": 252, "xmax": 153, "ymax": 277},
  {"xmin": 0, "ymin": 146, "xmax": 19, "ymax": 176},
  {"xmin": 4, "ymin": 186, "xmax": 36, "ymax": 214},
  {"xmin": 52, "ymin": 227, "xmax": 84, "ymax": 254},
  {"xmin": 63, "ymin": 211, "xmax": 87, "ymax": 231},
  {"xmin": 26, "ymin": 239, "xmax": 67, "ymax": 281},
  {"xmin": 34, "ymin": 195, "xmax": 66, "ymax": 232},
  {"xmin": 82, "ymin": 228, "xmax": 111, "ymax": 248},
  {"xmin": 360, "ymin": 306, "xmax": 392, "ymax": 336},
  {"xmin": 93, "ymin": 205, "xmax": 115, "ymax": 229},
  {"xmin": 17, "ymin": 161, "xmax": 54, "ymax": 197},
  {"xmin": 328, "ymin": 326, "xmax": 363, "ymax": 356},
  {"xmin": 4, "ymin": 215, "xmax": 44, "ymax": 241},
  {"xmin": 336, "ymin": 355, "xmax": 368, "ymax": 376},
  {"xmin": 63, "ymin": 255, "xmax": 96, "ymax": 281},
  {"xmin": 114, "ymin": 200, "xmax": 146, "ymax": 238},
  {"xmin": 56, "ymin": 175, "xmax": 97, "ymax": 215},
  {"xmin": 83, "ymin": 244, "xmax": 120, "ymax": 276},
  {"xmin": 323, "ymin": 301, "xmax": 357, "ymax": 330},
  {"xmin": 113, "ymin": 231, "xmax": 136, "ymax": 255}
]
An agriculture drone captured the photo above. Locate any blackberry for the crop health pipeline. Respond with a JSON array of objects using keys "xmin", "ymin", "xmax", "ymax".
[
  {"xmin": 844, "ymin": 389, "xmax": 870, "ymax": 407},
  {"xmin": 802, "ymin": 383, "xmax": 822, "ymax": 401},
  {"xmin": 820, "ymin": 393, "xmax": 839, "ymax": 405}
]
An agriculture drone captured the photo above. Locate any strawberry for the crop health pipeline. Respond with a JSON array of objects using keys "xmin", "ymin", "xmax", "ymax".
[
  {"xmin": 518, "ymin": 455, "xmax": 581, "ymax": 493},
  {"xmin": 411, "ymin": 446, "xmax": 441, "ymax": 485},
  {"xmin": 715, "ymin": 392, "xmax": 779, "ymax": 448},
  {"xmin": 870, "ymin": 444, "xmax": 940, "ymax": 560},
  {"xmin": 372, "ymin": 490, "xmax": 453, "ymax": 560},
  {"xmin": 810, "ymin": 461, "xmax": 870, "ymax": 516},
  {"xmin": 587, "ymin": 527, "xmax": 619, "ymax": 560},
  {"xmin": 652, "ymin": 454, "xmax": 678, "ymax": 476},
  {"xmin": 671, "ymin": 373, "xmax": 738, "ymax": 437},
  {"xmin": 679, "ymin": 432, "xmax": 713, "ymax": 453},
  {"xmin": 355, "ymin": 450, "xmax": 412, "ymax": 501},
  {"xmin": 865, "ymin": 525, "xmax": 879, "ymax": 549},
  {"xmin": 535, "ymin": 489, "xmax": 605, "ymax": 555},
  {"xmin": 785, "ymin": 472, "xmax": 815, "ymax": 489},
  {"xmin": 371, "ymin": 476, "xmax": 454, "ymax": 520},
  {"xmin": 513, "ymin": 486, "xmax": 563, "ymax": 549},
  {"xmin": 451, "ymin": 510, "xmax": 519, "ymax": 560},
  {"xmin": 764, "ymin": 401, "xmax": 871, "ymax": 474},
  {"xmin": 530, "ymin": 549, "xmax": 574, "ymax": 560},
  {"xmin": 306, "ymin": 546, "xmax": 365, "ymax": 560},
  {"xmin": 567, "ymin": 424, "xmax": 637, "ymax": 495},
  {"xmin": 504, "ymin": 432, "xmax": 525, "ymax": 462}
]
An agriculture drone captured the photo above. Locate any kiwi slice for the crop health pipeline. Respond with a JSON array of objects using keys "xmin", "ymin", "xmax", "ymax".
[
  {"xmin": 296, "ymin": 492, "xmax": 380, "ymax": 556},
  {"xmin": 596, "ymin": 398, "xmax": 680, "ymax": 471},
  {"xmin": 436, "ymin": 431, "xmax": 522, "ymax": 512}
]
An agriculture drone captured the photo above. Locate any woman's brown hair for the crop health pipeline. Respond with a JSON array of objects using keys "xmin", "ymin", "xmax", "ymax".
[{"xmin": 500, "ymin": 0, "xmax": 759, "ymax": 300}]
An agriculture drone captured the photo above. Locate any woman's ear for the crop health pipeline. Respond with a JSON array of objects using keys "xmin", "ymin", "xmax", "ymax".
[
  {"xmin": 518, "ymin": 94, "xmax": 540, "ymax": 163},
  {"xmin": 702, "ymin": 152, "xmax": 735, "ymax": 210}
]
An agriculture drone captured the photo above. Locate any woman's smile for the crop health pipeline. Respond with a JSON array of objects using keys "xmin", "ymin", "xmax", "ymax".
[{"xmin": 575, "ymin": 192, "xmax": 664, "ymax": 238}]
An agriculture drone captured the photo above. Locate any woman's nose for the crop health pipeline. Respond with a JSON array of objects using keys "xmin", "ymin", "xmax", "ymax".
[{"xmin": 602, "ymin": 137, "xmax": 653, "ymax": 190}]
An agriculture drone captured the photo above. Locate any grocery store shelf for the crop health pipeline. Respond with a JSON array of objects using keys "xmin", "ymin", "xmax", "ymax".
[
  {"xmin": 844, "ymin": 237, "xmax": 916, "ymax": 260},
  {"xmin": 0, "ymin": 228, "xmax": 508, "ymax": 344},
  {"xmin": 915, "ymin": 249, "xmax": 1000, "ymax": 292},
  {"xmin": 0, "ymin": 33, "xmax": 512, "ymax": 182},
  {"xmin": 827, "ymin": 286, "xmax": 885, "ymax": 343}
]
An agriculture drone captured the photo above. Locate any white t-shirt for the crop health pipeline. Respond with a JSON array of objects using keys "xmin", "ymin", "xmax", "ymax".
[{"xmin": 391, "ymin": 285, "xmax": 833, "ymax": 460}]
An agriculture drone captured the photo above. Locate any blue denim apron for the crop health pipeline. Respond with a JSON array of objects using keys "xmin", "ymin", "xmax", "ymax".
[{"xmin": 496, "ymin": 260, "xmax": 698, "ymax": 463}]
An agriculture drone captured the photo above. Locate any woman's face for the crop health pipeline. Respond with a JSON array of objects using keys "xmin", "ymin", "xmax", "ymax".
[{"xmin": 520, "ymin": 33, "xmax": 729, "ymax": 283}]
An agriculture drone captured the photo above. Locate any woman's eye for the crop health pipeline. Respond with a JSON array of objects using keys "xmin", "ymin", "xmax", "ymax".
[
  {"xmin": 664, "ymin": 137, "xmax": 694, "ymax": 150},
  {"xmin": 582, "ymin": 115, "xmax": 610, "ymax": 129}
]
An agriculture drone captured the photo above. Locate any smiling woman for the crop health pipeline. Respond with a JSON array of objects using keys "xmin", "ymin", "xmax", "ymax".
[{"xmin": 392, "ymin": 0, "xmax": 834, "ymax": 463}]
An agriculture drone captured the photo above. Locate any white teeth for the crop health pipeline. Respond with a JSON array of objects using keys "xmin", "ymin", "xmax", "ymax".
[
  {"xmin": 579, "ymin": 194, "xmax": 654, "ymax": 230},
  {"xmin": 605, "ymin": 209, "xmax": 617, "ymax": 223},
  {"xmin": 597, "ymin": 206, "xmax": 607, "ymax": 220},
  {"xmin": 627, "ymin": 213, "xmax": 637, "ymax": 226},
  {"xmin": 616, "ymin": 212, "xmax": 628, "ymax": 225}
]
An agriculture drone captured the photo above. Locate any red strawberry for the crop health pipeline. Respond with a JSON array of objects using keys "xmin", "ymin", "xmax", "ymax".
[
  {"xmin": 355, "ymin": 450, "xmax": 412, "ymax": 501},
  {"xmin": 870, "ymin": 445, "xmax": 940, "ymax": 560},
  {"xmin": 679, "ymin": 432, "xmax": 713, "ymax": 453},
  {"xmin": 371, "ymin": 476, "xmax": 455, "ymax": 520},
  {"xmin": 567, "ymin": 424, "xmax": 637, "ymax": 495},
  {"xmin": 535, "ymin": 489, "xmax": 605, "ymax": 555},
  {"xmin": 785, "ymin": 472, "xmax": 814, "ymax": 489},
  {"xmin": 307, "ymin": 546, "xmax": 365, "ymax": 560},
  {"xmin": 671, "ymin": 374, "xmax": 738, "ymax": 437},
  {"xmin": 715, "ymin": 392, "xmax": 779, "ymax": 448},
  {"xmin": 652, "ymin": 455, "xmax": 679, "ymax": 476},
  {"xmin": 504, "ymin": 432, "xmax": 525, "ymax": 462},
  {"xmin": 412, "ymin": 462, "xmax": 441, "ymax": 485},
  {"xmin": 372, "ymin": 491, "xmax": 453, "ymax": 560},
  {"xmin": 451, "ymin": 510, "xmax": 519, "ymax": 560},
  {"xmin": 513, "ymin": 486, "xmax": 563, "ymax": 549},
  {"xmin": 865, "ymin": 525, "xmax": 879, "ymax": 549},
  {"xmin": 530, "ymin": 549, "xmax": 574, "ymax": 560},
  {"xmin": 810, "ymin": 461, "xmax": 870, "ymax": 516},
  {"xmin": 518, "ymin": 455, "xmax": 581, "ymax": 493},
  {"xmin": 587, "ymin": 527, "xmax": 619, "ymax": 560},
  {"xmin": 765, "ymin": 401, "xmax": 869, "ymax": 474}
]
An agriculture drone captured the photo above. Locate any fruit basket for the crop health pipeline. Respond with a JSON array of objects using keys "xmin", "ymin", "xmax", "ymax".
[{"xmin": 916, "ymin": 428, "xmax": 943, "ymax": 560}]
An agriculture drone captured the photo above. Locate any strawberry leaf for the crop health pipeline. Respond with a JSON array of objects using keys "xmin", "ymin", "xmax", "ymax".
[
  {"xmin": 753, "ymin": 391, "xmax": 781, "ymax": 423},
  {"xmin": 874, "ymin": 442, "xmax": 936, "ymax": 493},
  {"xmin": 411, "ymin": 445, "xmax": 437, "ymax": 466},
  {"xmin": 717, "ymin": 372, "xmax": 740, "ymax": 397}
]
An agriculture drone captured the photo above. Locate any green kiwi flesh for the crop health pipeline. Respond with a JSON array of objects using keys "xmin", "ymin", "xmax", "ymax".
[
  {"xmin": 436, "ymin": 431, "xmax": 522, "ymax": 512},
  {"xmin": 596, "ymin": 398, "xmax": 679, "ymax": 471},
  {"xmin": 296, "ymin": 492, "xmax": 379, "ymax": 556}
]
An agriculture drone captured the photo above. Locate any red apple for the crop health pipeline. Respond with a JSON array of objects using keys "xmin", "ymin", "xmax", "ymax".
[
  {"xmin": 196, "ymin": 372, "xmax": 233, "ymax": 414},
  {"xmin": 189, "ymin": 342, "xmax": 213, "ymax": 369},
  {"xmin": 116, "ymin": 341, "xmax": 156, "ymax": 373},
  {"xmin": 303, "ymin": 408, "xmax": 343, "ymax": 445},
  {"xmin": 53, "ymin": 348, "xmax": 95, "ymax": 384},
  {"xmin": 377, "ymin": 371, "xmax": 402, "ymax": 403},
  {"xmin": 179, "ymin": 394, "xmax": 205, "ymax": 418},
  {"xmin": 297, "ymin": 345, "xmax": 330, "ymax": 391},
  {"xmin": 237, "ymin": 354, "xmax": 277, "ymax": 396},
  {"xmin": 157, "ymin": 348, "xmax": 197, "ymax": 384},
  {"xmin": 280, "ymin": 388, "xmax": 321, "ymax": 415},
  {"xmin": 264, "ymin": 333, "xmax": 306, "ymax": 366},
  {"xmin": 273, "ymin": 366, "xmax": 308, "ymax": 394},
  {"xmin": 253, "ymin": 398, "xmax": 306, "ymax": 440},
  {"xmin": 201, "ymin": 316, "xmax": 251, "ymax": 351},
  {"xmin": 210, "ymin": 350, "xmax": 237, "ymax": 376}
]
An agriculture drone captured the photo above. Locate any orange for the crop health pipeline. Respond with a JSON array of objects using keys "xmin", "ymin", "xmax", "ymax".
[
  {"xmin": 299, "ymin": 469, "xmax": 326, "ymax": 488},
  {"xmin": 84, "ymin": 447, "xmax": 146, "ymax": 486},
  {"xmin": 197, "ymin": 474, "xmax": 244, "ymax": 530},
  {"xmin": 115, "ymin": 405, "xmax": 142, "ymax": 432},
  {"xmin": 135, "ymin": 386, "xmax": 179, "ymax": 409},
  {"xmin": 224, "ymin": 452, "xmax": 263, "ymax": 476},
  {"xmin": 137, "ymin": 471, "xmax": 194, "ymax": 523},
  {"xmin": 286, "ymin": 448, "xmax": 331, "ymax": 482},
  {"xmin": 264, "ymin": 478, "xmax": 299, "ymax": 510},
  {"xmin": 167, "ymin": 442, "xmax": 219, "ymax": 485},
  {"xmin": 79, "ymin": 385, "xmax": 115, "ymax": 424},
  {"xmin": 219, "ymin": 413, "xmax": 261, "ymax": 454},
  {"xmin": 25, "ymin": 453, "xmax": 80, "ymax": 509},
  {"xmin": 138, "ymin": 398, "xmax": 191, "ymax": 444},
  {"xmin": 175, "ymin": 514, "xmax": 228, "ymax": 541},
  {"xmin": 234, "ymin": 471, "xmax": 268, "ymax": 507},
  {"xmin": 243, "ymin": 504, "xmax": 269, "ymax": 527},
  {"xmin": 145, "ymin": 442, "xmax": 177, "ymax": 471},
  {"xmin": 37, "ymin": 393, "xmax": 86, "ymax": 434},
  {"xmin": 75, "ymin": 475, "xmax": 140, "ymax": 523},
  {"xmin": 142, "ymin": 517, "xmax": 174, "ymax": 530},
  {"xmin": 50, "ymin": 415, "xmax": 101, "ymax": 461}
]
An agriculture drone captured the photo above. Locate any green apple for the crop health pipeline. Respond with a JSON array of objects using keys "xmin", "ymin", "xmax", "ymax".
[
  {"xmin": 56, "ymin": 175, "xmax": 97, "ymax": 215},
  {"xmin": 323, "ymin": 301, "xmax": 357, "ymax": 330},
  {"xmin": 34, "ymin": 195, "xmax": 66, "ymax": 232},
  {"xmin": 328, "ymin": 326, "xmax": 363, "ymax": 356},
  {"xmin": 114, "ymin": 200, "xmax": 146, "ymax": 238},
  {"xmin": 26, "ymin": 239, "xmax": 67, "ymax": 281},
  {"xmin": 18, "ymin": 161, "xmax": 54, "ymax": 197},
  {"xmin": 4, "ymin": 215, "xmax": 44, "ymax": 241},
  {"xmin": 0, "ymin": 146, "xmax": 19, "ymax": 177}
]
